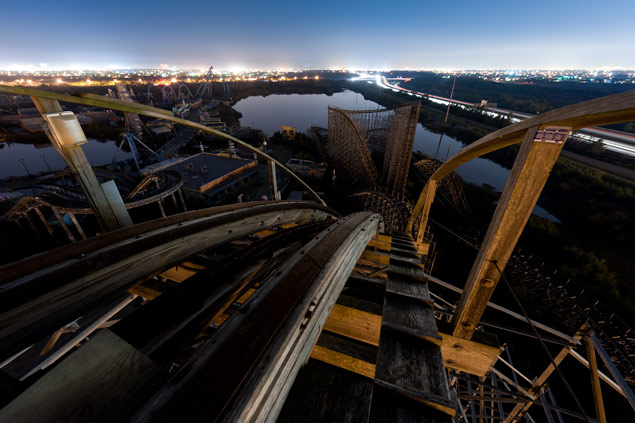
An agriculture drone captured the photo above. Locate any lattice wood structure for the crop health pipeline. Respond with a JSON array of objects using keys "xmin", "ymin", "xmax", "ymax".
[
  {"xmin": 1, "ymin": 85, "xmax": 635, "ymax": 422},
  {"xmin": 413, "ymin": 157, "xmax": 470, "ymax": 215},
  {"xmin": 328, "ymin": 102, "xmax": 420, "ymax": 196}
]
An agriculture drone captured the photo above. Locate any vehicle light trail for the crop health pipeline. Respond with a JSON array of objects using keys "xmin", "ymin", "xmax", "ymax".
[{"xmin": 356, "ymin": 74, "xmax": 635, "ymax": 158}]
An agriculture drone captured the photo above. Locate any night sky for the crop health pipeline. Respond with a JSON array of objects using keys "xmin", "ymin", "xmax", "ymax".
[{"xmin": 2, "ymin": 0, "xmax": 634, "ymax": 70}]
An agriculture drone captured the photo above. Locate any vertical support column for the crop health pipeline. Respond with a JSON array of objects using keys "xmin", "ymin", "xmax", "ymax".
[
  {"xmin": 267, "ymin": 160, "xmax": 280, "ymax": 200},
  {"xmin": 67, "ymin": 212, "xmax": 87, "ymax": 240},
  {"xmin": 590, "ymin": 334, "xmax": 635, "ymax": 411},
  {"xmin": 467, "ymin": 381, "xmax": 477, "ymax": 423},
  {"xmin": 491, "ymin": 372, "xmax": 506, "ymax": 421},
  {"xmin": 538, "ymin": 393, "xmax": 556, "ymax": 423},
  {"xmin": 478, "ymin": 378, "xmax": 485, "ymax": 423},
  {"xmin": 23, "ymin": 212, "xmax": 41, "ymax": 239},
  {"xmin": 34, "ymin": 207, "xmax": 55, "ymax": 238},
  {"xmin": 51, "ymin": 207, "xmax": 75, "ymax": 242},
  {"xmin": 157, "ymin": 199, "xmax": 166, "ymax": 218},
  {"xmin": 585, "ymin": 334, "xmax": 607, "ymax": 423},
  {"xmin": 177, "ymin": 189, "xmax": 187, "ymax": 212},
  {"xmin": 31, "ymin": 97, "xmax": 129, "ymax": 232},
  {"xmin": 409, "ymin": 180, "xmax": 438, "ymax": 244},
  {"xmin": 451, "ymin": 126, "xmax": 570, "ymax": 339},
  {"xmin": 100, "ymin": 180, "xmax": 133, "ymax": 227},
  {"xmin": 546, "ymin": 387, "xmax": 564, "ymax": 423}
]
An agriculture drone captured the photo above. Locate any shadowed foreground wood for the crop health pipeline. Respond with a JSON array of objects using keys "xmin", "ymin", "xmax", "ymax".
[
  {"xmin": 0, "ymin": 330, "xmax": 161, "ymax": 423},
  {"xmin": 0, "ymin": 202, "xmax": 336, "ymax": 360},
  {"xmin": 131, "ymin": 213, "xmax": 379, "ymax": 423}
]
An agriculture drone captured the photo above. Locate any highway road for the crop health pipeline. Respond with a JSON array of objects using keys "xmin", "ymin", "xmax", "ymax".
[{"xmin": 363, "ymin": 74, "xmax": 635, "ymax": 158}]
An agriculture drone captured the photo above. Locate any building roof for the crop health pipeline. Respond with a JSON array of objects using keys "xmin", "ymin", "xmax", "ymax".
[{"xmin": 144, "ymin": 153, "xmax": 256, "ymax": 194}]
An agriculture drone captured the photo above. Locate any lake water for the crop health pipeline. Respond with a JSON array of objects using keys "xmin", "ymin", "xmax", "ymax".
[
  {"xmin": 234, "ymin": 90, "xmax": 559, "ymax": 221},
  {"xmin": 0, "ymin": 140, "xmax": 131, "ymax": 179}
]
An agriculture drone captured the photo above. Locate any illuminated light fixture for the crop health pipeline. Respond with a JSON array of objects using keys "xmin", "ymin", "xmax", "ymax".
[{"xmin": 45, "ymin": 111, "xmax": 87, "ymax": 148}]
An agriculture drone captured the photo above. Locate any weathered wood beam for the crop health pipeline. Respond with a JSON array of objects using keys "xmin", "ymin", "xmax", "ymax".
[
  {"xmin": 433, "ymin": 91, "xmax": 635, "ymax": 182},
  {"xmin": 408, "ymin": 89, "xmax": 635, "ymax": 236},
  {"xmin": 132, "ymin": 213, "xmax": 380, "ymax": 423},
  {"xmin": 451, "ymin": 126, "xmax": 570, "ymax": 339},
  {"xmin": 0, "ymin": 330, "xmax": 160, "ymax": 422},
  {"xmin": 504, "ymin": 327, "xmax": 585, "ymax": 423},
  {"xmin": 438, "ymin": 331, "xmax": 501, "ymax": 377},
  {"xmin": 0, "ymin": 202, "xmax": 336, "ymax": 360},
  {"xmin": 0, "ymin": 84, "xmax": 325, "ymax": 206},
  {"xmin": 51, "ymin": 207, "xmax": 75, "ymax": 242},
  {"xmin": 323, "ymin": 304, "xmax": 382, "ymax": 346},
  {"xmin": 19, "ymin": 294, "xmax": 136, "ymax": 381},
  {"xmin": 32, "ymin": 96, "xmax": 128, "ymax": 231},
  {"xmin": 267, "ymin": 160, "xmax": 281, "ymax": 200},
  {"xmin": 585, "ymin": 335, "xmax": 607, "ymax": 423},
  {"xmin": 310, "ymin": 345, "xmax": 376, "ymax": 379},
  {"xmin": 426, "ymin": 273, "xmax": 579, "ymax": 345}
]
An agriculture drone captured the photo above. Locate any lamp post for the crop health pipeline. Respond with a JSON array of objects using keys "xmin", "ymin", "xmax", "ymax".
[
  {"xmin": 40, "ymin": 154, "xmax": 53, "ymax": 174},
  {"xmin": 18, "ymin": 159, "xmax": 32, "ymax": 178}
]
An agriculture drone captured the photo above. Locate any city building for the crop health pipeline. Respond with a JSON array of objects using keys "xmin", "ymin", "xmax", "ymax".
[{"xmin": 142, "ymin": 152, "xmax": 257, "ymax": 198}]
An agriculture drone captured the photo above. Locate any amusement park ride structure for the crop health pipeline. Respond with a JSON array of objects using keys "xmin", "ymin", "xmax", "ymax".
[{"xmin": 0, "ymin": 84, "xmax": 633, "ymax": 422}]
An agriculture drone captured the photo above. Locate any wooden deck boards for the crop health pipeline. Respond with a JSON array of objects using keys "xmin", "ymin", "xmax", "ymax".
[
  {"xmin": 281, "ymin": 234, "xmax": 454, "ymax": 422},
  {"xmin": 371, "ymin": 235, "xmax": 454, "ymax": 421}
]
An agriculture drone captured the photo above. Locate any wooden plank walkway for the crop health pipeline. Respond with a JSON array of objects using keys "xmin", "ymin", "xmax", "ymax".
[{"xmin": 279, "ymin": 233, "xmax": 455, "ymax": 423}]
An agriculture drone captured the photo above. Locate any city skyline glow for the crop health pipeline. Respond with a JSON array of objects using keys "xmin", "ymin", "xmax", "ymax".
[{"xmin": 2, "ymin": 0, "xmax": 635, "ymax": 71}]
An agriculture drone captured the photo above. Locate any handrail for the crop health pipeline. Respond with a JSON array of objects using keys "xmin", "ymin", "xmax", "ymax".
[
  {"xmin": 408, "ymin": 89, "xmax": 635, "ymax": 234},
  {"xmin": 0, "ymin": 85, "xmax": 326, "ymax": 206}
]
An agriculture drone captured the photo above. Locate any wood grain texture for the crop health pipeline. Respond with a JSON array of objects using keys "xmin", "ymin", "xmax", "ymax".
[
  {"xmin": 0, "ymin": 203, "xmax": 335, "ymax": 359},
  {"xmin": 409, "ymin": 89, "xmax": 635, "ymax": 234},
  {"xmin": 451, "ymin": 126, "xmax": 568, "ymax": 339},
  {"xmin": 369, "ymin": 234, "xmax": 454, "ymax": 421},
  {"xmin": 382, "ymin": 295, "xmax": 440, "ymax": 343},
  {"xmin": 437, "ymin": 331, "xmax": 501, "ymax": 377},
  {"xmin": 131, "ymin": 213, "xmax": 379, "ymax": 423},
  {"xmin": 0, "ymin": 330, "xmax": 161, "ymax": 423},
  {"xmin": 0, "ymin": 84, "xmax": 326, "ymax": 205},
  {"xmin": 369, "ymin": 386, "xmax": 453, "ymax": 423},
  {"xmin": 374, "ymin": 331, "xmax": 451, "ymax": 407},
  {"xmin": 277, "ymin": 360, "xmax": 374, "ymax": 423},
  {"xmin": 345, "ymin": 274, "xmax": 386, "ymax": 297},
  {"xmin": 323, "ymin": 304, "xmax": 382, "ymax": 346},
  {"xmin": 221, "ymin": 213, "xmax": 380, "ymax": 423},
  {"xmin": 337, "ymin": 293, "xmax": 384, "ymax": 316},
  {"xmin": 386, "ymin": 272, "xmax": 433, "ymax": 305},
  {"xmin": 311, "ymin": 346, "xmax": 376, "ymax": 379}
]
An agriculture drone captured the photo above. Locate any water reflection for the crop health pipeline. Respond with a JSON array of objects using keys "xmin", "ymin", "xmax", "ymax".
[
  {"xmin": 0, "ymin": 140, "xmax": 131, "ymax": 179},
  {"xmin": 234, "ymin": 91, "xmax": 381, "ymax": 136},
  {"xmin": 234, "ymin": 91, "xmax": 561, "ymax": 222},
  {"xmin": 234, "ymin": 90, "xmax": 513, "ymax": 191}
]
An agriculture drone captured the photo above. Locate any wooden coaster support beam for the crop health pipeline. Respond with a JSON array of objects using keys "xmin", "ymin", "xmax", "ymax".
[
  {"xmin": 408, "ymin": 89, "xmax": 635, "ymax": 243},
  {"xmin": 31, "ymin": 96, "xmax": 131, "ymax": 231},
  {"xmin": 451, "ymin": 125, "xmax": 570, "ymax": 339},
  {"xmin": 585, "ymin": 332, "xmax": 607, "ymax": 423},
  {"xmin": 0, "ymin": 85, "xmax": 326, "ymax": 206}
]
